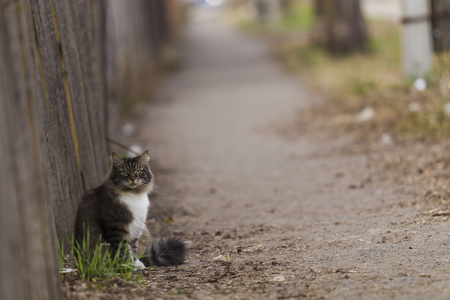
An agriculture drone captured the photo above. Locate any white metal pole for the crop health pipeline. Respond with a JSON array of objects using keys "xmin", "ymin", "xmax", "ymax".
[{"xmin": 401, "ymin": 0, "xmax": 433, "ymax": 77}]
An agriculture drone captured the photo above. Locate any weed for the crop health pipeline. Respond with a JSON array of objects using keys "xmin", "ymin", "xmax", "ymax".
[
  {"xmin": 59, "ymin": 230, "xmax": 146, "ymax": 287},
  {"xmin": 58, "ymin": 240, "xmax": 67, "ymax": 281}
]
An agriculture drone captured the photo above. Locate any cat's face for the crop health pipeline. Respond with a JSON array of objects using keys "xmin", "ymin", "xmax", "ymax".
[{"xmin": 109, "ymin": 150, "xmax": 154, "ymax": 194}]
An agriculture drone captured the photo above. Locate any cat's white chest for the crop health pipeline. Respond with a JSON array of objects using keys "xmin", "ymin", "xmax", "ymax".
[{"xmin": 118, "ymin": 192, "xmax": 150, "ymax": 240}]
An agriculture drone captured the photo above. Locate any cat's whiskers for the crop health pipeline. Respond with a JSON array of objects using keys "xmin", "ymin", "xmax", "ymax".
[
  {"xmin": 152, "ymin": 184, "xmax": 164, "ymax": 194},
  {"xmin": 114, "ymin": 182, "xmax": 131, "ymax": 193}
]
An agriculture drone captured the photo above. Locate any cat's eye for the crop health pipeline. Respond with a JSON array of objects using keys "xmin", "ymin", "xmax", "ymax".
[
  {"xmin": 136, "ymin": 169, "xmax": 141, "ymax": 175},
  {"xmin": 121, "ymin": 170, "xmax": 128, "ymax": 176}
]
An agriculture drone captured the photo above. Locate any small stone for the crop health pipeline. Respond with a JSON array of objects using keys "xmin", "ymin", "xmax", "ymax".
[
  {"xmin": 129, "ymin": 144, "xmax": 143, "ymax": 156},
  {"xmin": 414, "ymin": 77, "xmax": 427, "ymax": 91},
  {"xmin": 122, "ymin": 123, "xmax": 136, "ymax": 137},
  {"xmin": 356, "ymin": 107, "xmax": 375, "ymax": 123},
  {"xmin": 381, "ymin": 133, "xmax": 393, "ymax": 146},
  {"xmin": 213, "ymin": 254, "xmax": 230, "ymax": 263},
  {"xmin": 271, "ymin": 275, "xmax": 285, "ymax": 282},
  {"xmin": 408, "ymin": 102, "xmax": 421, "ymax": 112}
]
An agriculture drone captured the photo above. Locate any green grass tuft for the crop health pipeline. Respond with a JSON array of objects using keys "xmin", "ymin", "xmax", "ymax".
[{"xmin": 59, "ymin": 230, "xmax": 146, "ymax": 286}]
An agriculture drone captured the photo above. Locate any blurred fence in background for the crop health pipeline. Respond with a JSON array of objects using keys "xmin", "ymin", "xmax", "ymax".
[
  {"xmin": 0, "ymin": 0, "xmax": 183, "ymax": 299},
  {"xmin": 106, "ymin": 0, "xmax": 184, "ymax": 133}
]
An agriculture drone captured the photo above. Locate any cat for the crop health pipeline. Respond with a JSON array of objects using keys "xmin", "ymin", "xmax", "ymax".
[{"xmin": 74, "ymin": 150, "xmax": 187, "ymax": 268}]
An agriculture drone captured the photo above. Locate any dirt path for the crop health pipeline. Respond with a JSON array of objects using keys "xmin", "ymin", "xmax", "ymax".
[{"xmin": 129, "ymin": 8, "xmax": 450, "ymax": 300}]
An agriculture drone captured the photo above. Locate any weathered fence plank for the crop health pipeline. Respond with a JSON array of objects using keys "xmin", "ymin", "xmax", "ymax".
[
  {"xmin": 53, "ymin": 0, "xmax": 108, "ymax": 186},
  {"xmin": 0, "ymin": 0, "xmax": 60, "ymax": 299},
  {"xmin": 32, "ymin": 0, "xmax": 86, "ymax": 241},
  {"xmin": 31, "ymin": 0, "xmax": 111, "ymax": 243}
]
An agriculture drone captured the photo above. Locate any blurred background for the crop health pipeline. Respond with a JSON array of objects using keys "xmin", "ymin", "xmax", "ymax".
[
  {"xmin": 222, "ymin": 0, "xmax": 450, "ymax": 140},
  {"xmin": 1, "ymin": 0, "xmax": 450, "ymax": 298}
]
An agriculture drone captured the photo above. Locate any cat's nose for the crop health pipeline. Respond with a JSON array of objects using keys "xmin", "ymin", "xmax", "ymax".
[{"xmin": 129, "ymin": 174, "xmax": 136, "ymax": 181}]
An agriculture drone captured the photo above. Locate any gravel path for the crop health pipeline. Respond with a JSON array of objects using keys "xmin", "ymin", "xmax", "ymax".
[{"xmin": 128, "ymin": 8, "xmax": 450, "ymax": 300}]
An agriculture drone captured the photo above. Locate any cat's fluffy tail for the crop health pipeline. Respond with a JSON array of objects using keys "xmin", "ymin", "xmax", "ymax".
[{"xmin": 143, "ymin": 237, "xmax": 188, "ymax": 267}]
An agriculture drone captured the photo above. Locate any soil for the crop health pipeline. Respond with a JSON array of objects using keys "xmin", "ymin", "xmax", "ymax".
[{"xmin": 63, "ymin": 8, "xmax": 450, "ymax": 300}]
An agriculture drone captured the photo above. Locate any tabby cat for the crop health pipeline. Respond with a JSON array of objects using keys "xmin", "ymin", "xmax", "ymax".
[{"xmin": 74, "ymin": 150, "xmax": 187, "ymax": 268}]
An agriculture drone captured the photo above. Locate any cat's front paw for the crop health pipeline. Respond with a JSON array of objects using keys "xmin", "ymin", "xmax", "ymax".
[{"xmin": 132, "ymin": 259, "xmax": 146, "ymax": 270}]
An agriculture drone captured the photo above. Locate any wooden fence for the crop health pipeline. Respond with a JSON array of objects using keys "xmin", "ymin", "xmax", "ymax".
[{"xmin": 0, "ymin": 0, "xmax": 182, "ymax": 299}]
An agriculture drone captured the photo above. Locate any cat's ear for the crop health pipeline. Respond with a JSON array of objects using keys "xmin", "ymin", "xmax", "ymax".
[
  {"xmin": 138, "ymin": 150, "xmax": 150, "ymax": 165},
  {"xmin": 110, "ymin": 152, "xmax": 123, "ymax": 167}
]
